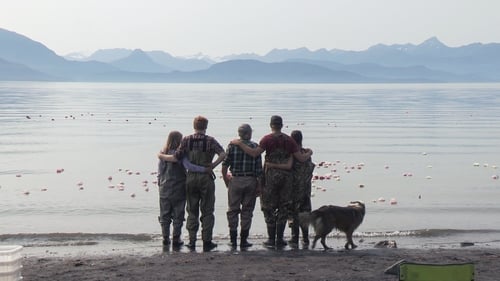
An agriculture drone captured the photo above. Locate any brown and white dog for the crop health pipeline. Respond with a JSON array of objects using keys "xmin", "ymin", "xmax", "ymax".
[{"xmin": 300, "ymin": 201, "xmax": 365, "ymax": 250}]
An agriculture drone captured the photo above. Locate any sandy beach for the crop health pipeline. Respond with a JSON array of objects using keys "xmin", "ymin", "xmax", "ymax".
[{"xmin": 20, "ymin": 243, "xmax": 500, "ymax": 281}]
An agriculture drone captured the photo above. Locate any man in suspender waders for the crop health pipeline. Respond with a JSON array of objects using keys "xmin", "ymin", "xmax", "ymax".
[
  {"xmin": 231, "ymin": 115, "xmax": 312, "ymax": 249},
  {"xmin": 175, "ymin": 116, "xmax": 226, "ymax": 252}
]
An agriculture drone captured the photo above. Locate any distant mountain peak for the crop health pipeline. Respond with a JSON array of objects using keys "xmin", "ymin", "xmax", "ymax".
[
  {"xmin": 110, "ymin": 48, "xmax": 172, "ymax": 73},
  {"xmin": 113, "ymin": 49, "xmax": 154, "ymax": 64},
  {"xmin": 131, "ymin": 48, "xmax": 146, "ymax": 54},
  {"xmin": 0, "ymin": 27, "xmax": 64, "ymax": 65},
  {"xmin": 419, "ymin": 37, "xmax": 447, "ymax": 48}
]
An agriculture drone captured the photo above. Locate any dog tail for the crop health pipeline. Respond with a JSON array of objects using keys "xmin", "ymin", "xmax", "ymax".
[
  {"xmin": 298, "ymin": 210, "xmax": 324, "ymax": 230},
  {"xmin": 298, "ymin": 211, "xmax": 313, "ymax": 229}
]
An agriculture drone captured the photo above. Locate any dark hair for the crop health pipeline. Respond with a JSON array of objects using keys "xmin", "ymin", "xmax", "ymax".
[
  {"xmin": 270, "ymin": 115, "xmax": 283, "ymax": 129},
  {"xmin": 193, "ymin": 116, "xmax": 208, "ymax": 130},
  {"xmin": 291, "ymin": 130, "xmax": 303, "ymax": 146}
]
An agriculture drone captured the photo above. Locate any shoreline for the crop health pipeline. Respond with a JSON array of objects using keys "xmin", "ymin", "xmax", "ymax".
[
  {"xmin": 8, "ymin": 236, "xmax": 500, "ymax": 280},
  {"xmin": 7, "ymin": 231, "xmax": 500, "ymax": 258},
  {"xmin": 19, "ymin": 246, "xmax": 500, "ymax": 281}
]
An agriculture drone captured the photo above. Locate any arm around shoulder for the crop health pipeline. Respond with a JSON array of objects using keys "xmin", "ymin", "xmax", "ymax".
[
  {"xmin": 158, "ymin": 152, "xmax": 178, "ymax": 162},
  {"xmin": 266, "ymin": 157, "xmax": 293, "ymax": 170},
  {"xmin": 293, "ymin": 148, "xmax": 313, "ymax": 163},
  {"xmin": 229, "ymin": 139, "xmax": 264, "ymax": 157}
]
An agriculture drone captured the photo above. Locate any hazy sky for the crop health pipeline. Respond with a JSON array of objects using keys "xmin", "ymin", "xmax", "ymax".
[{"xmin": 1, "ymin": 0, "xmax": 500, "ymax": 57}]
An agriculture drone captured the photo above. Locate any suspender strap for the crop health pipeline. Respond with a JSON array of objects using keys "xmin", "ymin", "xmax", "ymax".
[{"xmin": 188, "ymin": 135, "xmax": 208, "ymax": 152}]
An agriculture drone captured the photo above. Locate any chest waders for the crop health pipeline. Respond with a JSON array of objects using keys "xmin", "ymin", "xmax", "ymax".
[
  {"xmin": 289, "ymin": 157, "xmax": 315, "ymax": 247},
  {"xmin": 158, "ymin": 160, "xmax": 187, "ymax": 247},
  {"xmin": 262, "ymin": 134, "xmax": 293, "ymax": 249},
  {"xmin": 184, "ymin": 136, "xmax": 218, "ymax": 251}
]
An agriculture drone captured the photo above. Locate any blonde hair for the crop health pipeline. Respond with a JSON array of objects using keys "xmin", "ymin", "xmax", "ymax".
[{"xmin": 162, "ymin": 131, "xmax": 183, "ymax": 153}]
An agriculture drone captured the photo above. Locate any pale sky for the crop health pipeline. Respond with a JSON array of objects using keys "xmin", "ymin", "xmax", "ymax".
[{"xmin": 1, "ymin": 0, "xmax": 500, "ymax": 58}]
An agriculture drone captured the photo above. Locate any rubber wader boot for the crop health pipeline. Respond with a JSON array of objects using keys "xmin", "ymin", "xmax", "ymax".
[
  {"xmin": 289, "ymin": 224, "xmax": 299, "ymax": 247},
  {"xmin": 229, "ymin": 230, "xmax": 238, "ymax": 248},
  {"xmin": 203, "ymin": 240, "xmax": 218, "ymax": 252},
  {"xmin": 263, "ymin": 224, "xmax": 276, "ymax": 248},
  {"xmin": 161, "ymin": 224, "xmax": 171, "ymax": 246},
  {"xmin": 275, "ymin": 222, "xmax": 288, "ymax": 248},
  {"xmin": 301, "ymin": 225, "xmax": 310, "ymax": 246},
  {"xmin": 172, "ymin": 235, "xmax": 184, "ymax": 247},
  {"xmin": 186, "ymin": 233, "xmax": 197, "ymax": 250},
  {"xmin": 240, "ymin": 229, "xmax": 253, "ymax": 248}
]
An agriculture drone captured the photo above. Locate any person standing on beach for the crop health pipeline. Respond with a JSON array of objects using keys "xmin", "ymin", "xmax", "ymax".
[
  {"xmin": 265, "ymin": 130, "xmax": 314, "ymax": 247},
  {"xmin": 288, "ymin": 130, "xmax": 315, "ymax": 247},
  {"xmin": 157, "ymin": 131, "xmax": 209, "ymax": 249},
  {"xmin": 231, "ymin": 115, "xmax": 312, "ymax": 248},
  {"xmin": 221, "ymin": 124, "xmax": 263, "ymax": 249},
  {"xmin": 175, "ymin": 116, "xmax": 226, "ymax": 252}
]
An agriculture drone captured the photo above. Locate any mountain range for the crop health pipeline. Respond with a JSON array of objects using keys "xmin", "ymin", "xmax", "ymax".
[{"xmin": 1, "ymin": 27, "xmax": 499, "ymax": 83}]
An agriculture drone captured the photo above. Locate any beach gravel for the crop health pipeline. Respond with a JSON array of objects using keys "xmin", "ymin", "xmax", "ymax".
[{"xmin": 21, "ymin": 247, "xmax": 500, "ymax": 281}]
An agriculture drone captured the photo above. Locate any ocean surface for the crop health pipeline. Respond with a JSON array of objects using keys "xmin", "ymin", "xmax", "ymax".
[{"xmin": 1, "ymin": 82, "xmax": 500, "ymax": 254}]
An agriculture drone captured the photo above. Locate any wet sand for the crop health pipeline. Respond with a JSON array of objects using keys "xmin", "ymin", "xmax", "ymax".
[{"xmin": 20, "ymin": 242, "xmax": 500, "ymax": 281}]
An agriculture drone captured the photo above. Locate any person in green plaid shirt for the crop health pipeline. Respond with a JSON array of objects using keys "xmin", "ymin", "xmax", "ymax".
[{"xmin": 221, "ymin": 124, "xmax": 263, "ymax": 249}]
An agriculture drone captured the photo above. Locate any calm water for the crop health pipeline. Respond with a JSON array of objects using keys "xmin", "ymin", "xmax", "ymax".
[{"xmin": 1, "ymin": 82, "xmax": 500, "ymax": 252}]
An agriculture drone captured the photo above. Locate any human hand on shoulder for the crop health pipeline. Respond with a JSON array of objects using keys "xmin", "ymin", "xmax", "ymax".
[
  {"xmin": 229, "ymin": 139, "xmax": 242, "ymax": 145},
  {"xmin": 301, "ymin": 148, "xmax": 312, "ymax": 157}
]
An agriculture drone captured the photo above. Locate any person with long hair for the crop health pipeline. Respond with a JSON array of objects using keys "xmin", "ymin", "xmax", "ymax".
[
  {"xmin": 288, "ymin": 130, "xmax": 315, "ymax": 247},
  {"xmin": 157, "ymin": 130, "xmax": 207, "ymax": 249}
]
